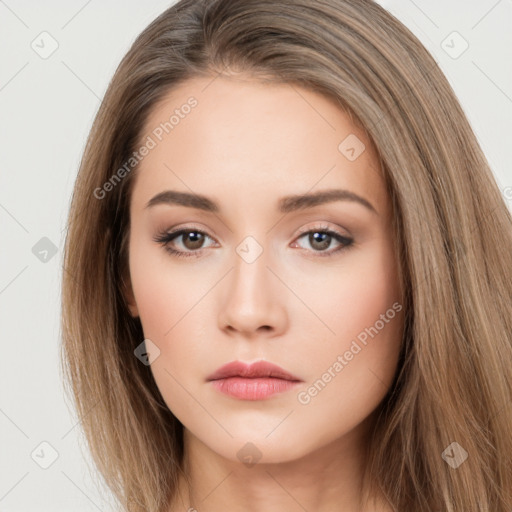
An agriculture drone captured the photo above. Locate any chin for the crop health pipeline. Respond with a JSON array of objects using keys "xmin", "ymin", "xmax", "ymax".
[{"xmin": 195, "ymin": 428, "xmax": 320, "ymax": 467}]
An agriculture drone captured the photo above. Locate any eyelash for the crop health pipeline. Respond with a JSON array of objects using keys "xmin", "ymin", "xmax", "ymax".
[{"xmin": 153, "ymin": 224, "xmax": 354, "ymax": 260}]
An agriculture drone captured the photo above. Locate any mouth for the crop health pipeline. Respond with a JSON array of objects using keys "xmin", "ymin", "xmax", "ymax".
[{"xmin": 207, "ymin": 360, "xmax": 302, "ymax": 401}]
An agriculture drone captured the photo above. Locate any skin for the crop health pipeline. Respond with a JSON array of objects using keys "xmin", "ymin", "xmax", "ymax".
[{"xmin": 124, "ymin": 74, "xmax": 404, "ymax": 512}]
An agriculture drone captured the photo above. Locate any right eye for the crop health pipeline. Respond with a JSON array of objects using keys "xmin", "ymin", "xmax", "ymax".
[
  {"xmin": 153, "ymin": 228, "xmax": 217, "ymax": 259},
  {"xmin": 292, "ymin": 225, "xmax": 354, "ymax": 258}
]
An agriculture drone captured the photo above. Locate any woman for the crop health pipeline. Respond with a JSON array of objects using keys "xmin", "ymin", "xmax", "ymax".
[{"xmin": 60, "ymin": 0, "xmax": 512, "ymax": 510}]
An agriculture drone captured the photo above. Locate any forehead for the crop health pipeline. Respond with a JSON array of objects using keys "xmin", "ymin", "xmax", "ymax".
[{"xmin": 130, "ymin": 75, "xmax": 388, "ymax": 220}]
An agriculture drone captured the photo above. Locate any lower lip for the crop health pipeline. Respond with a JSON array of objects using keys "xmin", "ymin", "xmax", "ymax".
[{"xmin": 210, "ymin": 377, "xmax": 300, "ymax": 400}]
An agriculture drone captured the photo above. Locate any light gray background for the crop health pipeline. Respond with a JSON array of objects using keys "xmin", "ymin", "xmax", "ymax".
[{"xmin": 1, "ymin": 1, "xmax": 511, "ymax": 510}]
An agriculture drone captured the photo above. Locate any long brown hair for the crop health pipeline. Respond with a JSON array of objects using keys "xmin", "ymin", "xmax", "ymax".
[{"xmin": 60, "ymin": 0, "xmax": 512, "ymax": 510}]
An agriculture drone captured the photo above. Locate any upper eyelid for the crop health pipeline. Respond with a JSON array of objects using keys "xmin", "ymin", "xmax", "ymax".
[
  {"xmin": 163, "ymin": 224, "xmax": 350, "ymax": 248},
  {"xmin": 155, "ymin": 224, "xmax": 354, "ymax": 261},
  {"xmin": 166, "ymin": 222, "xmax": 348, "ymax": 239}
]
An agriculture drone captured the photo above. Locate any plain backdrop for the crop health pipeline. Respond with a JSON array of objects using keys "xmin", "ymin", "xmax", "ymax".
[{"xmin": 1, "ymin": 0, "xmax": 511, "ymax": 510}]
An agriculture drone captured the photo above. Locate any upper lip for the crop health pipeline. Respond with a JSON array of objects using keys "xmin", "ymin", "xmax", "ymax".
[{"xmin": 207, "ymin": 360, "xmax": 302, "ymax": 382}]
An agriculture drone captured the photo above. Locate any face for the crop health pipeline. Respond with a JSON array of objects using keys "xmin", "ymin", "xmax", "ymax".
[{"xmin": 124, "ymin": 75, "xmax": 404, "ymax": 464}]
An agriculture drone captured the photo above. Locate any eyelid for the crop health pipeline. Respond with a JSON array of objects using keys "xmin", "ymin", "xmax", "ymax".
[
  {"xmin": 159, "ymin": 221, "xmax": 349, "ymax": 242},
  {"xmin": 294, "ymin": 222, "xmax": 348, "ymax": 237},
  {"xmin": 154, "ymin": 221, "xmax": 353, "ymax": 258}
]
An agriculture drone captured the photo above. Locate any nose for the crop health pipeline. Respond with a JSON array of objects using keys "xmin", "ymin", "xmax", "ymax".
[{"xmin": 217, "ymin": 248, "xmax": 288, "ymax": 339}]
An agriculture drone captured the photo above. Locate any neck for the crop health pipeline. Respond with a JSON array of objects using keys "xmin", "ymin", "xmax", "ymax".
[{"xmin": 170, "ymin": 415, "xmax": 391, "ymax": 512}]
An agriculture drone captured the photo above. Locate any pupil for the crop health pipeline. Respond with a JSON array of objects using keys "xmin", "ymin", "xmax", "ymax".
[
  {"xmin": 185, "ymin": 231, "xmax": 203, "ymax": 249},
  {"xmin": 311, "ymin": 232, "xmax": 330, "ymax": 250}
]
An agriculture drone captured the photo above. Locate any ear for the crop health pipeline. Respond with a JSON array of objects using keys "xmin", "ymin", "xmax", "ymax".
[{"xmin": 122, "ymin": 274, "xmax": 139, "ymax": 318}]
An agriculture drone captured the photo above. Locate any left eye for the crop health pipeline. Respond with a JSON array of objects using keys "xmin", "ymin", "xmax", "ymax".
[
  {"xmin": 153, "ymin": 229, "xmax": 216, "ymax": 258},
  {"xmin": 292, "ymin": 229, "xmax": 353, "ymax": 255},
  {"xmin": 154, "ymin": 226, "xmax": 354, "ymax": 259}
]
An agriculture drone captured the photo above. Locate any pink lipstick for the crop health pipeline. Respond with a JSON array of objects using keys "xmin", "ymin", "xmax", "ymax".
[{"xmin": 207, "ymin": 360, "xmax": 302, "ymax": 400}]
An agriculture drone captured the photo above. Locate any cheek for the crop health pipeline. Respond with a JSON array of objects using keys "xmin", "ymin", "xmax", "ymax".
[
  {"xmin": 128, "ymin": 249, "xmax": 210, "ymax": 421},
  {"xmin": 292, "ymin": 304, "xmax": 403, "ymax": 454},
  {"xmin": 128, "ymin": 238, "xmax": 214, "ymax": 382},
  {"xmin": 129, "ymin": 236, "xmax": 201, "ymax": 338},
  {"xmin": 296, "ymin": 241, "xmax": 402, "ymax": 351},
  {"xmin": 296, "ymin": 243, "xmax": 403, "ymax": 402}
]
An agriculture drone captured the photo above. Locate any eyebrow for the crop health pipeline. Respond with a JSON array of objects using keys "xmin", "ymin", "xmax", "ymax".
[{"xmin": 145, "ymin": 188, "xmax": 377, "ymax": 215}]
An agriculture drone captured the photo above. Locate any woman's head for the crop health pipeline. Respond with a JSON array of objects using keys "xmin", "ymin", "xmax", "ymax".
[
  {"xmin": 61, "ymin": 1, "xmax": 512, "ymax": 511},
  {"xmin": 123, "ymin": 72, "xmax": 405, "ymax": 465}
]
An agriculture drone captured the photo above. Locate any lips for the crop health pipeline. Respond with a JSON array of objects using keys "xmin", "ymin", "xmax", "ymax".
[
  {"xmin": 207, "ymin": 360, "xmax": 303, "ymax": 400},
  {"xmin": 206, "ymin": 360, "xmax": 302, "ymax": 382}
]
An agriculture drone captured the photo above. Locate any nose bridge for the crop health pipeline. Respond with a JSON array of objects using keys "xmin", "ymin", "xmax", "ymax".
[
  {"xmin": 218, "ymin": 231, "xmax": 286, "ymax": 334},
  {"xmin": 231, "ymin": 233, "xmax": 272, "ymax": 302}
]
